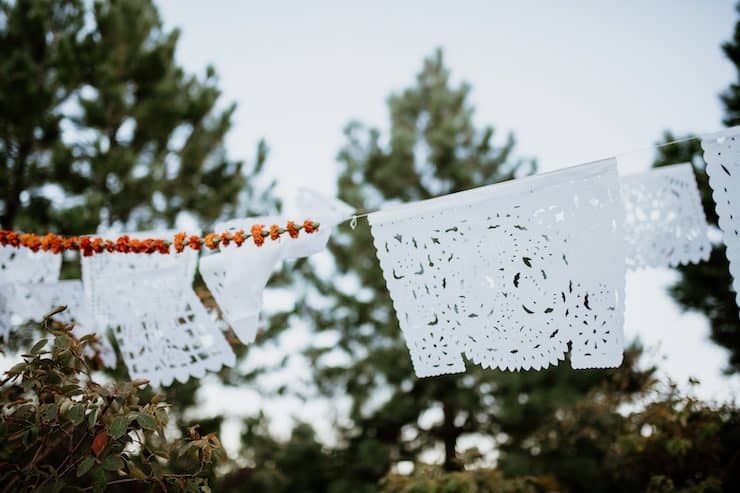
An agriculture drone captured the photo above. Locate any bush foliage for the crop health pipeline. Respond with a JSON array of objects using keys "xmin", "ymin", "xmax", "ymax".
[{"xmin": 0, "ymin": 308, "xmax": 223, "ymax": 493}]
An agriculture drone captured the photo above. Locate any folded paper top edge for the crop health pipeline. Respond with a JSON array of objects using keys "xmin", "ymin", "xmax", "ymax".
[{"xmin": 368, "ymin": 158, "xmax": 617, "ymax": 225}]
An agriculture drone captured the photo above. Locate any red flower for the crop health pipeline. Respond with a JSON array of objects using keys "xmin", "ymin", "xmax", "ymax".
[
  {"xmin": 79, "ymin": 237, "xmax": 93, "ymax": 257},
  {"xmin": 188, "ymin": 235, "xmax": 201, "ymax": 251}
]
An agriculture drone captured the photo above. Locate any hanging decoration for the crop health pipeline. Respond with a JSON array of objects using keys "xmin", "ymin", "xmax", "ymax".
[
  {"xmin": 368, "ymin": 159, "xmax": 625, "ymax": 377},
  {"xmin": 2, "ymin": 121, "xmax": 740, "ymax": 385},
  {"xmin": 0, "ymin": 246, "xmax": 62, "ymax": 340},
  {"xmin": 620, "ymin": 163, "xmax": 710, "ymax": 270},
  {"xmin": 701, "ymin": 127, "xmax": 740, "ymax": 311},
  {"xmin": 81, "ymin": 229, "xmax": 199, "ymax": 333},
  {"xmin": 96, "ymin": 266, "xmax": 235, "ymax": 387},
  {"xmin": 0, "ymin": 220, "xmax": 320, "ymax": 256},
  {"xmin": 201, "ymin": 191, "xmax": 353, "ymax": 344}
]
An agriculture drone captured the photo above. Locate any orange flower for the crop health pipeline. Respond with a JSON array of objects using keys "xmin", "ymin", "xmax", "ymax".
[
  {"xmin": 6, "ymin": 231, "xmax": 20, "ymax": 247},
  {"xmin": 269, "ymin": 224, "xmax": 280, "ymax": 241},
  {"xmin": 251, "ymin": 224, "xmax": 265, "ymax": 246},
  {"xmin": 79, "ymin": 237, "xmax": 93, "ymax": 257},
  {"xmin": 64, "ymin": 237, "xmax": 78, "ymax": 251},
  {"xmin": 173, "ymin": 232, "xmax": 187, "ymax": 253},
  {"xmin": 91, "ymin": 237, "xmax": 104, "ymax": 253},
  {"xmin": 116, "ymin": 235, "xmax": 130, "ymax": 253},
  {"xmin": 20, "ymin": 233, "xmax": 40, "ymax": 252},
  {"xmin": 303, "ymin": 220, "xmax": 317, "ymax": 234},
  {"xmin": 286, "ymin": 221, "xmax": 299, "ymax": 239},
  {"xmin": 233, "ymin": 230, "xmax": 245, "ymax": 246},
  {"xmin": 204, "ymin": 233, "xmax": 219, "ymax": 250},
  {"xmin": 220, "ymin": 231, "xmax": 231, "ymax": 247},
  {"xmin": 188, "ymin": 235, "xmax": 201, "ymax": 251}
]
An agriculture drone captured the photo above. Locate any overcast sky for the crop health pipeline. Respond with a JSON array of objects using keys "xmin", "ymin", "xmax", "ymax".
[{"xmin": 155, "ymin": 0, "xmax": 740, "ymax": 449}]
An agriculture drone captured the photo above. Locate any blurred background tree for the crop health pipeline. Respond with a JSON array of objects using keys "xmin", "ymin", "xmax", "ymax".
[
  {"xmin": 652, "ymin": 5, "xmax": 740, "ymax": 374},
  {"xmin": 0, "ymin": 0, "xmax": 275, "ymax": 236}
]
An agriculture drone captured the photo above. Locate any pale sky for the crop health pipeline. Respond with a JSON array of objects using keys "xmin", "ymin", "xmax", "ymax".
[{"xmin": 155, "ymin": 1, "xmax": 740, "ymax": 451}]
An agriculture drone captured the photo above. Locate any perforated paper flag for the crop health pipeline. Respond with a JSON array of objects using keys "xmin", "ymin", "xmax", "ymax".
[
  {"xmin": 701, "ymin": 127, "xmax": 740, "ymax": 311},
  {"xmin": 369, "ymin": 159, "xmax": 625, "ymax": 377},
  {"xmin": 620, "ymin": 163, "xmax": 710, "ymax": 270}
]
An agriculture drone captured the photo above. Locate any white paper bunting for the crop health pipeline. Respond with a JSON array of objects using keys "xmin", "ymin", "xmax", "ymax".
[
  {"xmin": 702, "ymin": 127, "xmax": 740, "ymax": 310},
  {"xmin": 81, "ymin": 229, "xmax": 198, "ymax": 329},
  {"xmin": 200, "ymin": 229, "xmax": 284, "ymax": 344},
  {"xmin": 620, "ymin": 163, "xmax": 710, "ymax": 270},
  {"xmin": 369, "ymin": 159, "xmax": 625, "ymax": 377},
  {"xmin": 1, "ymin": 247, "xmax": 62, "ymax": 339},
  {"xmin": 202, "ymin": 191, "xmax": 351, "ymax": 344},
  {"xmin": 97, "ymin": 267, "xmax": 235, "ymax": 387}
]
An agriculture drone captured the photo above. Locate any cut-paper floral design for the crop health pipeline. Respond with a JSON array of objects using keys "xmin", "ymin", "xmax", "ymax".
[
  {"xmin": 98, "ymin": 267, "xmax": 235, "ymax": 387},
  {"xmin": 702, "ymin": 127, "xmax": 740, "ymax": 310},
  {"xmin": 81, "ymin": 229, "xmax": 198, "ymax": 328},
  {"xmin": 620, "ymin": 163, "xmax": 710, "ymax": 270},
  {"xmin": 369, "ymin": 159, "xmax": 625, "ymax": 377}
]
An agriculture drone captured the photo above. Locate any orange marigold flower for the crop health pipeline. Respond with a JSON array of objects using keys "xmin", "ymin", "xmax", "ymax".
[
  {"xmin": 204, "ymin": 233, "xmax": 219, "ymax": 250},
  {"xmin": 91, "ymin": 237, "xmax": 104, "ymax": 253},
  {"xmin": 104, "ymin": 239, "xmax": 115, "ymax": 253},
  {"xmin": 64, "ymin": 237, "xmax": 78, "ymax": 251},
  {"xmin": 156, "ymin": 240, "xmax": 170, "ymax": 254},
  {"xmin": 7, "ymin": 231, "xmax": 20, "ymax": 247},
  {"xmin": 188, "ymin": 235, "xmax": 201, "ymax": 251},
  {"xmin": 173, "ymin": 232, "xmax": 187, "ymax": 253},
  {"xmin": 269, "ymin": 224, "xmax": 280, "ymax": 241},
  {"xmin": 21, "ymin": 233, "xmax": 41, "ymax": 252},
  {"xmin": 286, "ymin": 221, "xmax": 299, "ymax": 239},
  {"xmin": 116, "ymin": 235, "xmax": 130, "ymax": 253},
  {"xmin": 303, "ymin": 220, "xmax": 317, "ymax": 234},
  {"xmin": 251, "ymin": 224, "xmax": 265, "ymax": 247},
  {"xmin": 79, "ymin": 237, "xmax": 93, "ymax": 257},
  {"xmin": 40, "ymin": 233, "xmax": 55, "ymax": 252},
  {"xmin": 131, "ymin": 239, "xmax": 141, "ymax": 253},
  {"xmin": 233, "ymin": 230, "xmax": 245, "ymax": 246},
  {"xmin": 220, "ymin": 231, "xmax": 231, "ymax": 246}
]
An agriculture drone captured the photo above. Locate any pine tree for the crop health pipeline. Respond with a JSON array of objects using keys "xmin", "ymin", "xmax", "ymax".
[
  {"xmin": 298, "ymin": 50, "xmax": 653, "ymax": 491},
  {"xmin": 652, "ymin": 6, "xmax": 740, "ymax": 373},
  {"xmin": 0, "ymin": 0, "xmax": 273, "ymax": 235}
]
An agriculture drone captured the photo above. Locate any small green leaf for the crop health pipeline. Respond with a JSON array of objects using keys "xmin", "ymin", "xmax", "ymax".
[
  {"xmin": 42, "ymin": 403, "xmax": 58, "ymax": 421},
  {"xmin": 91, "ymin": 467, "xmax": 107, "ymax": 493},
  {"xmin": 77, "ymin": 456, "xmax": 95, "ymax": 477},
  {"xmin": 30, "ymin": 339, "xmax": 48, "ymax": 354},
  {"xmin": 54, "ymin": 335, "xmax": 72, "ymax": 351},
  {"xmin": 88, "ymin": 407, "xmax": 99, "ymax": 430},
  {"xmin": 7, "ymin": 362, "xmax": 26, "ymax": 375},
  {"xmin": 101, "ymin": 455, "xmax": 123, "ymax": 471},
  {"xmin": 136, "ymin": 413, "xmax": 156, "ymax": 431},
  {"xmin": 127, "ymin": 462, "xmax": 147, "ymax": 480},
  {"xmin": 69, "ymin": 404, "xmax": 85, "ymax": 425},
  {"xmin": 109, "ymin": 416, "xmax": 128, "ymax": 439}
]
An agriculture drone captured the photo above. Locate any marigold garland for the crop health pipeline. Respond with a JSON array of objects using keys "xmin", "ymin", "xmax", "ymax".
[{"xmin": 0, "ymin": 220, "xmax": 320, "ymax": 257}]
